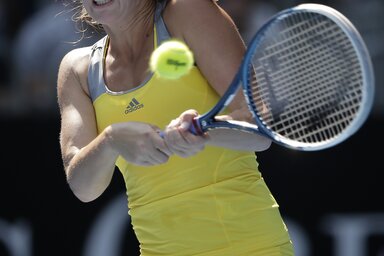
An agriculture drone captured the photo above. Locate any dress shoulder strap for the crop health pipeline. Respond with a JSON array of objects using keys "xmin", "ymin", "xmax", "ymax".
[
  {"xmin": 154, "ymin": 1, "xmax": 172, "ymax": 47},
  {"xmin": 87, "ymin": 36, "xmax": 108, "ymax": 102}
]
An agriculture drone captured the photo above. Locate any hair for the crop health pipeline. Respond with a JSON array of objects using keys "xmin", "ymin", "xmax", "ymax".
[{"xmin": 70, "ymin": 0, "xmax": 165, "ymax": 32}]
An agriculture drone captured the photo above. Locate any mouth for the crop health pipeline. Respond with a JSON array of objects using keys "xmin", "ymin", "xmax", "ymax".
[{"xmin": 93, "ymin": 0, "xmax": 112, "ymax": 6}]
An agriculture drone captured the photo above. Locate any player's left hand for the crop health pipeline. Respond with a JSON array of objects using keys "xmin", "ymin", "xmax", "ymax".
[{"xmin": 163, "ymin": 109, "xmax": 209, "ymax": 158}]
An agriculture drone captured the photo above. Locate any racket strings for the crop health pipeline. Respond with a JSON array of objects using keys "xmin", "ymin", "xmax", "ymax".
[
  {"xmin": 252, "ymin": 18, "xmax": 345, "ymax": 106},
  {"xmin": 247, "ymin": 12, "xmax": 364, "ymax": 144},
  {"xmin": 261, "ymin": 15, "xmax": 357, "ymax": 101}
]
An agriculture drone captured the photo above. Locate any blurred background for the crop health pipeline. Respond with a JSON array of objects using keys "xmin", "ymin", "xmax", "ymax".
[{"xmin": 0, "ymin": 0, "xmax": 383, "ymax": 255}]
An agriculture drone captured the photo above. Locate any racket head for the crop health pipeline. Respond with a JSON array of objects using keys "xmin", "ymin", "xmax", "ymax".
[{"xmin": 241, "ymin": 3, "xmax": 375, "ymax": 151}]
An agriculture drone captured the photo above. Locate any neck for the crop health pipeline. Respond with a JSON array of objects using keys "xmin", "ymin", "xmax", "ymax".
[{"xmin": 103, "ymin": 1, "xmax": 155, "ymax": 60}]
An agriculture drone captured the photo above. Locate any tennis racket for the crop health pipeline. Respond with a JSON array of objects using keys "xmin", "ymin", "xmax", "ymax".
[
  {"xmin": 184, "ymin": 3, "xmax": 374, "ymax": 151},
  {"xmin": 160, "ymin": 4, "xmax": 374, "ymax": 151}
]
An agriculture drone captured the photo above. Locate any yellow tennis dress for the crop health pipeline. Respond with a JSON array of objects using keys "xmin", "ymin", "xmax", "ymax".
[{"xmin": 87, "ymin": 3, "xmax": 293, "ymax": 256}]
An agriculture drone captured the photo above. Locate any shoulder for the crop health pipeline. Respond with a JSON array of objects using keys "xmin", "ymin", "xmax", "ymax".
[
  {"xmin": 57, "ymin": 46, "xmax": 92, "ymax": 95},
  {"xmin": 163, "ymin": 0, "xmax": 228, "ymax": 38},
  {"xmin": 58, "ymin": 46, "xmax": 93, "ymax": 93},
  {"xmin": 164, "ymin": 0, "xmax": 219, "ymax": 11},
  {"xmin": 164, "ymin": 0, "xmax": 223, "ymax": 22},
  {"xmin": 59, "ymin": 46, "xmax": 93, "ymax": 77}
]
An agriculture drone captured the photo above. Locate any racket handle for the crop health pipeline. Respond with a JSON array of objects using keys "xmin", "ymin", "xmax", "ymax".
[
  {"xmin": 189, "ymin": 118, "xmax": 203, "ymax": 135},
  {"xmin": 158, "ymin": 118, "xmax": 203, "ymax": 138}
]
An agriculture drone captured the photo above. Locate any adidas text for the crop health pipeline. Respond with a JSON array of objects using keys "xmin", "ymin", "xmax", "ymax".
[{"xmin": 125, "ymin": 98, "xmax": 144, "ymax": 114}]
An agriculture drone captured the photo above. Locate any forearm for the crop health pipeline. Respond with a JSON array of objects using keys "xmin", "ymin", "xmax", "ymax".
[
  {"xmin": 65, "ymin": 128, "xmax": 119, "ymax": 202},
  {"xmin": 206, "ymin": 128, "xmax": 272, "ymax": 152},
  {"xmin": 204, "ymin": 104, "xmax": 272, "ymax": 152}
]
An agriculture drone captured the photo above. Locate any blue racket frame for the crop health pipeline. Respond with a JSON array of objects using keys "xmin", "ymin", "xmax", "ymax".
[{"xmin": 190, "ymin": 3, "xmax": 374, "ymax": 151}]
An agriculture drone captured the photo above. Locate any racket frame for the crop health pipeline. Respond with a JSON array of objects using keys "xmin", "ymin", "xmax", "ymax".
[{"xmin": 194, "ymin": 4, "xmax": 375, "ymax": 151}]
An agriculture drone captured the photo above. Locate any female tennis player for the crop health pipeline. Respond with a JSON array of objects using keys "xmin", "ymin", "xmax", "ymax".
[{"xmin": 57, "ymin": 0, "xmax": 294, "ymax": 255}]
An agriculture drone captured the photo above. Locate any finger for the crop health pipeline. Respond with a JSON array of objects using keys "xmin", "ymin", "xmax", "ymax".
[
  {"xmin": 155, "ymin": 146, "xmax": 172, "ymax": 157},
  {"xmin": 154, "ymin": 134, "xmax": 173, "ymax": 156},
  {"xmin": 169, "ymin": 118, "xmax": 181, "ymax": 127},
  {"xmin": 166, "ymin": 133, "xmax": 206, "ymax": 157},
  {"xmin": 177, "ymin": 110, "xmax": 199, "ymax": 132},
  {"xmin": 164, "ymin": 129, "xmax": 190, "ymax": 152},
  {"xmin": 120, "ymin": 154, "xmax": 154, "ymax": 166},
  {"xmin": 178, "ymin": 128, "xmax": 208, "ymax": 145},
  {"xmin": 148, "ymin": 149, "xmax": 170, "ymax": 164}
]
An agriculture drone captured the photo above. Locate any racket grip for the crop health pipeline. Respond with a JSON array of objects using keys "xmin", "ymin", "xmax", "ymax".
[{"xmin": 189, "ymin": 118, "xmax": 203, "ymax": 135}]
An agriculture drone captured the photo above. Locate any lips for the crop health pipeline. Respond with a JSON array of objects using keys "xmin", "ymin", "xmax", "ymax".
[{"xmin": 93, "ymin": 0, "xmax": 112, "ymax": 6}]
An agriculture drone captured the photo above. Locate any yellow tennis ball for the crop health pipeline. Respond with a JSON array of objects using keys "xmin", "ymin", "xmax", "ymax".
[{"xmin": 149, "ymin": 40, "xmax": 194, "ymax": 80}]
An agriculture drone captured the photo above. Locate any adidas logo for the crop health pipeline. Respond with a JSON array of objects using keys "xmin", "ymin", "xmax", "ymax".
[{"xmin": 125, "ymin": 98, "xmax": 144, "ymax": 114}]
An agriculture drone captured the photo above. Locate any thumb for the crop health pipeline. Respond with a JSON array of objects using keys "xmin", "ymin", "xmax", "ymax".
[{"xmin": 179, "ymin": 110, "xmax": 199, "ymax": 131}]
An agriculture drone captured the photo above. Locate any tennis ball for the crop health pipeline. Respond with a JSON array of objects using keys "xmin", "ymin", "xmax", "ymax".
[{"xmin": 149, "ymin": 40, "xmax": 194, "ymax": 80}]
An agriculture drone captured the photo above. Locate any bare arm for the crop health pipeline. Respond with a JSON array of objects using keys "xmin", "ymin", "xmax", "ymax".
[
  {"xmin": 57, "ymin": 48, "xmax": 171, "ymax": 202},
  {"xmin": 57, "ymin": 48, "xmax": 119, "ymax": 202},
  {"xmin": 163, "ymin": 0, "xmax": 272, "ymax": 152}
]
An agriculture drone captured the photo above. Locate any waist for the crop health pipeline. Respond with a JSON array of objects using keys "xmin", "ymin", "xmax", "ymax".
[
  {"xmin": 120, "ymin": 146, "xmax": 259, "ymax": 207},
  {"xmin": 130, "ymin": 178, "xmax": 289, "ymax": 256}
]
